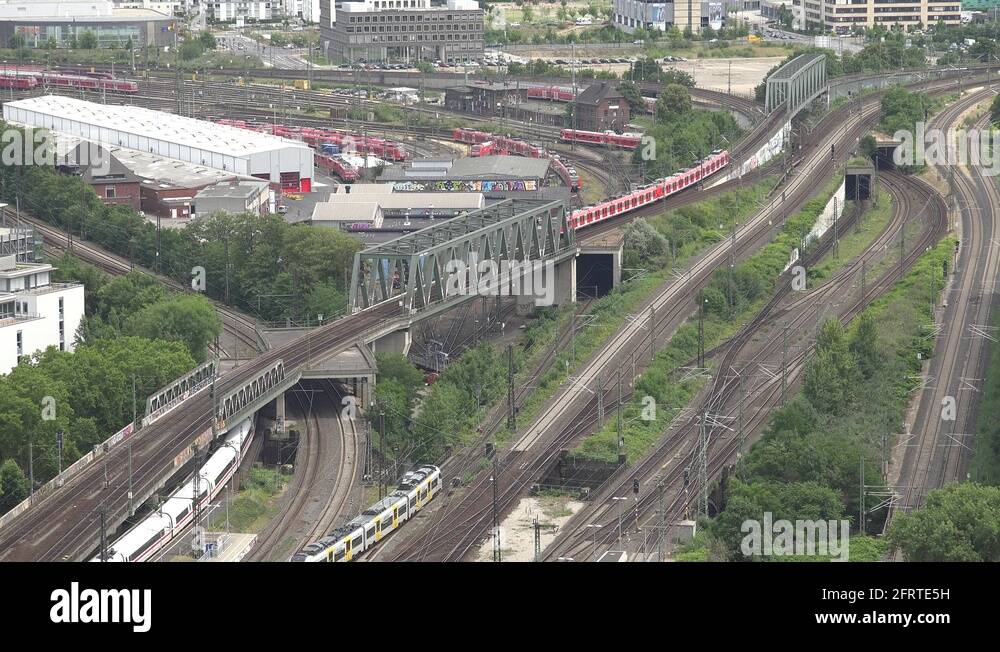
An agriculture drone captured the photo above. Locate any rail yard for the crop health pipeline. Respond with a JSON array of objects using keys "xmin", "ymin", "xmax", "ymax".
[{"xmin": 0, "ymin": 15, "xmax": 997, "ymax": 635}]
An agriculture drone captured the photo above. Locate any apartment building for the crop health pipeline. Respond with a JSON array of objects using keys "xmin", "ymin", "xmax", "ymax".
[{"xmin": 0, "ymin": 256, "xmax": 84, "ymax": 375}]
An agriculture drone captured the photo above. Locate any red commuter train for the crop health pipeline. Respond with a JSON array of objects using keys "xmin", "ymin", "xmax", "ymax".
[
  {"xmin": 452, "ymin": 127, "xmax": 580, "ymax": 192},
  {"xmin": 314, "ymin": 152, "xmax": 360, "ymax": 182},
  {"xmin": 567, "ymin": 149, "xmax": 731, "ymax": 230},
  {"xmin": 560, "ymin": 129, "xmax": 643, "ymax": 149},
  {"xmin": 0, "ymin": 67, "xmax": 138, "ymax": 93}
]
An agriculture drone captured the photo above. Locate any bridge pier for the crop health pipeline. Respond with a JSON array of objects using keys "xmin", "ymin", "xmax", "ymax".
[
  {"xmin": 371, "ymin": 328, "xmax": 412, "ymax": 356},
  {"xmin": 274, "ymin": 392, "xmax": 285, "ymax": 435}
]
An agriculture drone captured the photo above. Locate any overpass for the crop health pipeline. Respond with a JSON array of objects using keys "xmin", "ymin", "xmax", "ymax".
[
  {"xmin": 765, "ymin": 53, "xmax": 828, "ymax": 116},
  {"xmin": 0, "ymin": 198, "xmax": 579, "ymax": 561}
]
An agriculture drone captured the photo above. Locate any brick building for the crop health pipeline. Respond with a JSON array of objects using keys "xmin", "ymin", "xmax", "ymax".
[{"xmin": 574, "ymin": 82, "xmax": 630, "ymax": 133}]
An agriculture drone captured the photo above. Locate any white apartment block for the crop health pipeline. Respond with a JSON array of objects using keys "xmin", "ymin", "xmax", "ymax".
[
  {"xmin": 206, "ymin": 0, "xmax": 274, "ymax": 21},
  {"xmin": 796, "ymin": 0, "xmax": 961, "ymax": 32},
  {"xmin": 0, "ymin": 256, "xmax": 85, "ymax": 375},
  {"xmin": 302, "ymin": 0, "xmax": 320, "ymax": 21}
]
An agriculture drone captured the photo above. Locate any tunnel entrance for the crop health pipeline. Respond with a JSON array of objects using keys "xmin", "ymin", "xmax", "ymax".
[{"xmin": 577, "ymin": 253, "xmax": 615, "ymax": 299}]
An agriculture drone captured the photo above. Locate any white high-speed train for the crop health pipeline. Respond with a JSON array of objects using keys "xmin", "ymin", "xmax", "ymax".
[
  {"xmin": 92, "ymin": 418, "xmax": 254, "ymax": 562},
  {"xmin": 291, "ymin": 464, "xmax": 441, "ymax": 562}
]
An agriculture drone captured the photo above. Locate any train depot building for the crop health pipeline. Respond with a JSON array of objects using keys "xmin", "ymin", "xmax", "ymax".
[{"xmin": 3, "ymin": 96, "xmax": 315, "ymax": 193}]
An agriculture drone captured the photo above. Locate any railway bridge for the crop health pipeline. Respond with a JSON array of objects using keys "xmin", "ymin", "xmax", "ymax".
[
  {"xmin": 765, "ymin": 53, "xmax": 828, "ymax": 116},
  {"xmin": 0, "ymin": 197, "xmax": 579, "ymax": 561}
]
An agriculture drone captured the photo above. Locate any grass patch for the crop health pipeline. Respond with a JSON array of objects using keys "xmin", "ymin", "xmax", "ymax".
[{"xmin": 209, "ymin": 466, "xmax": 287, "ymax": 533}]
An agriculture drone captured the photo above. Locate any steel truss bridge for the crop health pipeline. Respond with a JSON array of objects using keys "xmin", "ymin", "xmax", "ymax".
[
  {"xmin": 349, "ymin": 198, "xmax": 578, "ymax": 319},
  {"xmin": 765, "ymin": 53, "xmax": 828, "ymax": 116}
]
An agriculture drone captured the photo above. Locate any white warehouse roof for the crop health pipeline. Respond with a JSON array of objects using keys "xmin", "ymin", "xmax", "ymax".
[{"xmin": 3, "ymin": 95, "xmax": 314, "ymax": 186}]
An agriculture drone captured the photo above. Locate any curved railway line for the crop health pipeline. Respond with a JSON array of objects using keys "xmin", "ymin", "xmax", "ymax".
[
  {"xmin": 380, "ymin": 72, "xmax": 985, "ymax": 562},
  {"xmin": 382, "ymin": 83, "xmax": 888, "ymax": 562},
  {"xmin": 543, "ymin": 170, "xmax": 948, "ymax": 561},
  {"xmin": 245, "ymin": 380, "xmax": 360, "ymax": 562},
  {"xmin": 891, "ymin": 85, "xmax": 1000, "ymax": 522}
]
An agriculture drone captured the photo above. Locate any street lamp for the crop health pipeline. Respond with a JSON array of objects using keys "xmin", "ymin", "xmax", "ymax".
[{"xmin": 586, "ymin": 523, "xmax": 602, "ymax": 561}]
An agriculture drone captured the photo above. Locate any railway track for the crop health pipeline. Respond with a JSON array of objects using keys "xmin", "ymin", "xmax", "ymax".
[
  {"xmin": 0, "ymin": 300, "xmax": 397, "ymax": 561},
  {"xmin": 890, "ymin": 85, "xmax": 1000, "ymax": 522},
  {"xmin": 381, "ymin": 71, "xmax": 988, "ymax": 562},
  {"xmin": 545, "ymin": 169, "xmax": 949, "ymax": 561},
  {"xmin": 382, "ymin": 83, "xmax": 892, "ymax": 562},
  {"xmin": 245, "ymin": 379, "xmax": 360, "ymax": 561}
]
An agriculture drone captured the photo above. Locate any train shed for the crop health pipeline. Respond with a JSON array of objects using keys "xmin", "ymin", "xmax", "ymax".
[{"xmin": 3, "ymin": 95, "xmax": 314, "ymax": 192}]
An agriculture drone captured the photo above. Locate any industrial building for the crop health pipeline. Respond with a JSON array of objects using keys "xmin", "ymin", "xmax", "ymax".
[
  {"xmin": 0, "ymin": 0, "xmax": 175, "ymax": 48},
  {"xmin": 573, "ymin": 82, "xmax": 630, "ymax": 133},
  {"xmin": 192, "ymin": 180, "xmax": 271, "ymax": 217},
  {"xmin": 58, "ymin": 143, "xmax": 143, "ymax": 213},
  {"xmin": 323, "ymin": 0, "xmax": 485, "ymax": 64},
  {"xmin": 0, "ymin": 255, "xmax": 84, "ymax": 375},
  {"xmin": 3, "ymin": 96, "xmax": 314, "ymax": 192},
  {"xmin": 378, "ymin": 156, "xmax": 571, "ymax": 202}
]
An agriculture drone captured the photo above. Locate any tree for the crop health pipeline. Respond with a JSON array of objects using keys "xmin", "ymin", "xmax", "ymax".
[
  {"xmin": 522, "ymin": 4, "xmax": 534, "ymax": 23},
  {"xmin": 623, "ymin": 219, "xmax": 667, "ymax": 267},
  {"xmin": 9, "ymin": 33, "xmax": 26, "ymax": 49},
  {"xmin": 0, "ymin": 459, "xmax": 29, "ymax": 514},
  {"xmin": 992, "ymin": 93, "xmax": 1000, "ymax": 127},
  {"xmin": 126, "ymin": 294, "xmax": 222, "ymax": 362},
  {"xmin": 78, "ymin": 30, "xmax": 98, "ymax": 50},
  {"xmin": 655, "ymin": 83, "xmax": 692, "ymax": 124},
  {"xmin": 849, "ymin": 311, "xmax": 882, "ymax": 379},
  {"xmin": 803, "ymin": 319, "xmax": 860, "ymax": 414},
  {"xmin": 616, "ymin": 81, "xmax": 646, "ymax": 113},
  {"xmin": 888, "ymin": 483, "xmax": 1000, "ymax": 561},
  {"xmin": 199, "ymin": 31, "xmax": 217, "ymax": 50},
  {"xmin": 375, "ymin": 353, "xmax": 425, "ymax": 405},
  {"xmin": 713, "ymin": 478, "xmax": 845, "ymax": 560},
  {"xmin": 179, "ymin": 40, "xmax": 205, "ymax": 61}
]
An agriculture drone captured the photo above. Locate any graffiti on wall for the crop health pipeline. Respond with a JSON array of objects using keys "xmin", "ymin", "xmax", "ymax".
[{"xmin": 392, "ymin": 179, "xmax": 539, "ymax": 193}]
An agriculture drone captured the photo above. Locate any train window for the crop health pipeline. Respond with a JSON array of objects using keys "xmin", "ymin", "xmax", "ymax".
[
  {"xmin": 335, "ymin": 549, "xmax": 346, "ymax": 561},
  {"xmin": 133, "ymin": 529, "xmax": 165, "ymax": 561}
]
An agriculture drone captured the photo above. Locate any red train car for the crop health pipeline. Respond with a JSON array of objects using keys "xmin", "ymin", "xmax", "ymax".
[
  {"xmin": 314, "ymin": 153, "xmax": 360, "ymax": 181},
  {"xmin": 0, "ymin": 73, "xmax": 39, "ymax": 90},
  {"xmin": 559, "ymin": 129, "xmax": 642, "ymax": 149},
  {"xmin": 470, "ymin": 141, "xmax": 496, "ymax": 157},
  {"xmin": 567, "ymin": 149, "xmax": 730, "ymax": 230}
]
